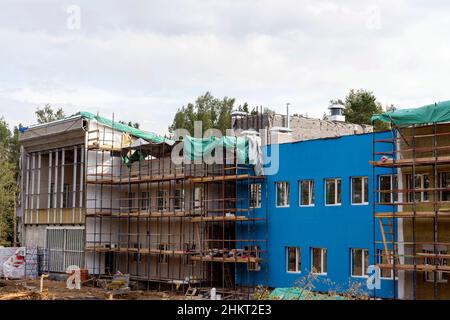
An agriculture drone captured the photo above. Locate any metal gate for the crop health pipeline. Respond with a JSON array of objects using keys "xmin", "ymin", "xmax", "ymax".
[{"xmin": 46, "ymin": 227, "xmax": 85, "ymax": 273}]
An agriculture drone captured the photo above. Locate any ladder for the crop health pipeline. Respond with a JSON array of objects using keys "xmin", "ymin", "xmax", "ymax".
[{"xmin": 379, "ymin": 217, "xmax": 399, "ymax": 265}]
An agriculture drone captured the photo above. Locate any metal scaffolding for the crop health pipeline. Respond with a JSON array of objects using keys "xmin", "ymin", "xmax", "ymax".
[
  {"xmin": 84, "ymin": 116, "xmax": 268, "ymax": 299},
  {"xmin": 372, "ymin": 121, "xmax": 450, "ymax": 300}
]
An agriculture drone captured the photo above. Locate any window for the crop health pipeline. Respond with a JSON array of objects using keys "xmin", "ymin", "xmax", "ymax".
[
  {"xmin": 126, "ymin": 192, "xmax": 136, "ymax": 212},
  {"xmin": 158, "ymin": 243, "xmax": 169, "ymax": 263},
  {"xmin": 406, "ymin": 174, "xmax": 430, "ymax": 202},
  {"xmin": 62, "ymin": 184, "xmax": 71, "ymax": 208},
  {"xmin": 276, "ymin": 182, "xmax": 290, "ymax": 207},
  {"xmin": 311, "ymin": 248, "xmax": 327, "ymax": 275},
  {"xmin": 286, "ymin": 247, "xmax": 301, "ymax": 273},
  {"xmin": 174, "ymin": 188, "xmax": 184, "ymax": 210},
  {"xmin": 250, "ymin": 184, "xmax": 262, "ymax": 208},
  {"xmin": 132, "ymin": 243, "xmax": 141, "ymax": 262},
  {"xmin": 377, "ymin": 249, "xmax": 394, "ymax": 279},
  {"xmin": 49, "ymin": 183, "xmax": 54, "ymax": 209},
  {"xmin": 46, "ymin": 227, "xmax": 84, "ymax": 273},
  {"xmin": 351, "ymin": 249, "xmax": 369, "ymax": 277},
  {"xmin": 157, "ymin": 190, "xmax": 168, "ymax": 211},
  {"xmin": 140, "ymin": 192, "xmax": 149, "ymax": 211},
  {"xmin": 246, "ymin": 245, "xmax": 261, "ymax": 271},
  {"xmin": 379, "ymin": 175, "xmax": 398, "ymax": 203},
  {"xmin": 193, "ymin": 186, "xmax": 203, "ymax": 210},
  {"xmin": 439, "ymin": 172, "xmax": 450, "ymax": 201},
  {"xmin": 325, "ymin": 178, "xmax": 341, "ymax": 205},
  {"xmin": 299, "ymin": 180, "xmax": 315, "ymax": 206},
  {"xmin": 351, "ymin": 177, "xmax": 368, "ymax": 205},
  {"xmin": 423, "ymin": 247, "xmax": 448, "ymax": 283}
]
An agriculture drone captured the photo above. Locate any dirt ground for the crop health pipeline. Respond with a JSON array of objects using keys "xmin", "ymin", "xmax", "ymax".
[{"xmin": 0, "ymin": 279, "xmax": 195, "ymax": 300}]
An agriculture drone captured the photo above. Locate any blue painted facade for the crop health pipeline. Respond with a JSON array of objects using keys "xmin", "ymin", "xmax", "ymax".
[{"xmin": 236, "ymin": 132, "xmax": 396, "ymax": 298}]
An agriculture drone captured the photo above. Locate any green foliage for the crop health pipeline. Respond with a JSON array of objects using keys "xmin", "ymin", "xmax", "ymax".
[
  {"xmin": 237, "ymin": 103, "xmax": 275, "ymax": 116},
  {"xmin": 0, "ymin": 155, "xmax": 16, "ymax": 246},
  {"xmin": 237, "ymin": 103, "xmax": 250, "ymax": 114},
  {"xmin": 332, "ymin": 89, "xmax": 393, "ymax": 130},
  {"xmin": 119, "ymin": 121, "xmax": 140, "ymax": 129},
  {"xmin": 169, "ymin": 92, "xmax": 235, "ymax": 135},
  {"xmin": 291, "ymin": 271, "xmax": 369, "ymax": 300},
  {"xmin": 35, "ymin": 104, "xmax": 65, "ymax": 124},
  {"xmin": 253, "ymin": 286, "xmax": 274, "ymax": 300},
  {"xmin": 0, "ymin": 117, "xmax": 17, "ymax": 246}
]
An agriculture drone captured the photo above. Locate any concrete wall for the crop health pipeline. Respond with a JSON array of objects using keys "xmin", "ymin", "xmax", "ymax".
[{"xmin": 233, "ymin": 113, "xmax": 373, "ymax": 143}]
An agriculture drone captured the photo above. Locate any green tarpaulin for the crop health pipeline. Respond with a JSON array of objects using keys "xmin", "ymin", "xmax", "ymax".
[
  {"xmin": 269, "ymin": 288, "xmax": 348, "ymax": 300},
  {"xmin": 76, "ymin": 112, "xmax": 254, "ymax": 164},
  {"xmin": 371, "ymin": 100, "xmax": 450, "ymax": 126},
  {"xmin": 183, "ymin": 135, "xmax": 249, "ymax": 163},
  {"xmin": 77, "ymin": 111, "xmax": 175, "ymax": 145}
]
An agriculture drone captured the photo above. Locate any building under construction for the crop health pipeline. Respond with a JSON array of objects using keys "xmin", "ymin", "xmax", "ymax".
[
  {"xmin": 17, "ymin": 112, "xmax": 267, "ymax": 299},
  {"xmin": 15, "ymin": 101, "xmax": 450, "ymax": 300},
  {"xmin": 372, "ymin": 101, "xmax": 450, "ymax": 300}
]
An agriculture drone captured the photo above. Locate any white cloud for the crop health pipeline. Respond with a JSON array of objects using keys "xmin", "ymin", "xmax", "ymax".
[{"xmin": 0, "ymin": 0, "xmax": 449, "ymax": 134}]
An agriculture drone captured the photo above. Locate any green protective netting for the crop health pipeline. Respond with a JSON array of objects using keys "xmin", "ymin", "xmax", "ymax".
[
  {"xmin": 122, "ymin": 150, "xmax": 145, "ymax": 167},
  {"xmin": 183, "ymin": 135, "xmax": 249, "ymax": 163},
  {"xmin": 371, "ymin": 100, "xmax": 450, "ymax": 126},
  {"xmin": 77, "ymin": 111, "xmax": 175, "ymax": 145},
  {"xmin": 269, "ymin": 288, "xmax": 348, "ymax": 300}
]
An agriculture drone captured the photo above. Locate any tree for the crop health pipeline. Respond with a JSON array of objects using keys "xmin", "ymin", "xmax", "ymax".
[
  {"xmin": 169, "ymin": 92, "xmax": 235, "ymax": 135},
  {"xmin": 0, "ymin": 151, "xmax": 16, "ymax": 246},
  {"xmin": 0, "ymin": 118, "xmax": 17, "ymax": 246},
  {"xmin": 332, "ymin": 89, "xmax": 392, "ymax": 130},
  {"xmin": 236, "ymin": 103, "xmax": 275, "ymax": 116},
  {"xmin": 35, "ymin": 104, "xmax": 65, "ymax": 124},
  {"xmin": 119, "ymin": 121, "xmax": 140, "ymax": 129},
  {"xmin": 237, "ymin": 103, "xmax": 250, "ymax": 114}
]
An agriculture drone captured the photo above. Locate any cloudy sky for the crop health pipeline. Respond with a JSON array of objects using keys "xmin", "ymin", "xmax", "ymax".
[{"xmin": 0, "ymin": 0, "xmax": 449, "ymax": 134}]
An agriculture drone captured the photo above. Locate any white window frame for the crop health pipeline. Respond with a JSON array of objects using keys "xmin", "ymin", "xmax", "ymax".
[
  {"xmin": 157, "ymin": 190, "xmax": 169, "ymax": 211},
  {"xmin": 247, "ymin": 245, "xmax": 261, "ymax": 271},
  {"xmin": 140, "ymin": 191, "xmax": 149, "ymax": 211},
  {"xmin": 325, "ymin": 178, "xmax": 341, "ymax": 206},
  {"xmin": 378, "ymin": 175, "xmax": 398, "ymax": 204},
  {"xmin": 406, "ymin": 173, "xmax": 430, "ymax": 203},
  {"xmin": 250, "ymin": 183, "xmax": 262, "ymax": 209},
  {"xmin": 350, "ymin": 248, "xmax": 369, "ymax": 278},
  {"xmin": 424, "ymin": 249, "xmax": 448, "ymax": 283},
  {"xmin": 377, "ymin": 249, "xmax": 394, "ymax": 279},
  {"xmin": 439, "ymin": 172, "xmax": 450, "ymax": 202},
  {"xmin": 174, "ymin": 187, "xmax": 184, "ymax": 211},
  {"xmin": 311, "ymin": 248, "xmax": 327, "ymax": 275},
  {"xmin": 351, "ymin": 177, "xmax": 369, "ymax": 205},
  {"xmin": 286, "ymin": 247, "xmax": 301, "ymax": 274},
  {"xmin": 193, "ymin": 186, "xmax": 203, "ymax": 210},
  {"xmin": 127, "ymin": 191, "xmax": 136, "ymax": 212},
  {"xmin": 276, "ymin": 182, "xmax": 290, "ymax": 208},
  {"xmin": 299, "ymin": 180, "xmax": 315, "ymax": 207}
]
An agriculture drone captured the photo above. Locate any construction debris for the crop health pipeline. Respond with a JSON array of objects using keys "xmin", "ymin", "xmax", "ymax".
[{"xmin": 0, "ymin": 278, "xmax": 195, "ymax": 300}]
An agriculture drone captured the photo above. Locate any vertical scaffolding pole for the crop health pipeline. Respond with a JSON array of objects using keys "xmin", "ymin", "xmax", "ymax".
[
  {"xmin": 47, "ymin": 151, "xmax": 52, "ymax": 224},
  {"xmin": 73, "ymin": 146, "xmax": 78, "ymax": 223},
  {"xmin": 24, "ymin": 153, "xmax": 30, "ymax": 225},
  {"xmin": 79, "ymin": 146, "xmax": 84, "ymax": 224},
  {"xmin": 53, "ymin": 150, "xmax": 59, "ymax": 224},
  {"xmin": 30, "ymin": 153, "xmax": 35, "ymax": 225},
  {"xmin": 60, "ymin": 148, "xmax": 65, "ymax": 225},
  {"xmin": 36, "ymin": 152, "xmax": 41, "ymax": 224}
]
